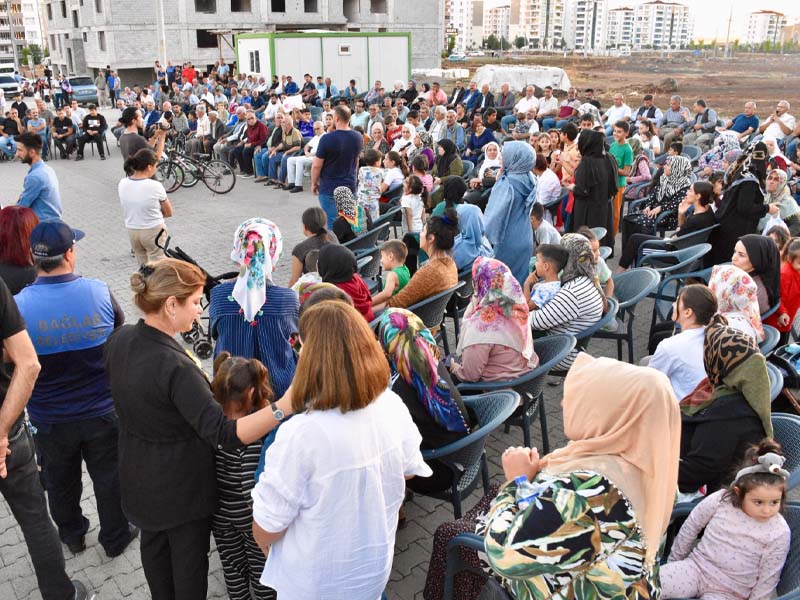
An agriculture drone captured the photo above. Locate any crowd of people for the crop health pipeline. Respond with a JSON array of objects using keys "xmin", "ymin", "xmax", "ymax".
[{"xmin": 2, "ymin": 59, "xmax": 800, "ymax": 600}]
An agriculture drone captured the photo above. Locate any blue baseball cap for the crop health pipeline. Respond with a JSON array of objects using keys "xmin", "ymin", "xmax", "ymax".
[{"xmin": 30, "ymin": 219, "xmax": 85, "ymax": 258}]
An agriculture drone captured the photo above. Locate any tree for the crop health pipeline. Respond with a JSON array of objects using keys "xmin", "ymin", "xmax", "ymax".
[
  {"xmin": 447, "ymin": 35, "xmax": 456, "ymax": 55},
  {"xmin": 21, "ymin": 44, "xmax": 44, "ymax": 66},
  {"xmin": 500, "ymin": 37, "xmax": 511, "ymax": 50},
  {"xmin": 485, "ymin": 34, "xmax": 500, "ymax": 50},
  {"xmin": 514, "ymin": 36, "xmax": 527, "ymax": 49}
]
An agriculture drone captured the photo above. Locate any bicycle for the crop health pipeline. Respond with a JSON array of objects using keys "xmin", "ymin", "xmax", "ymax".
[{"xmin": 156, "ymin": 137, "xmax": 237, "ymax": 194}]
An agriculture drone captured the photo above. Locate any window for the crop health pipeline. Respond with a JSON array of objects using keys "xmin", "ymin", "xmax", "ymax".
[
  {"xmin": 270, "ymin": 0, "xmax": 285, "ymax": 12},
  {"xmin": 248, "ymin": 50, "xmax": 260, "ymax": 72},
  {"xmin": 95, "ymin": 0, "xmax": 101, "ymax": 12},
  {"xmin": 370, "ymin": 0, "xmax": 386, "ymax": 13},
  {"xmin": 71, "ymin": 9, "xmax": 78, "ymax": 26},
  {"xmin": 50, "ymin": 34, "xmax": 55, "ymax": 49},
  {"xmin": 60, "ymin": 0, "xmax": 66, "ymax": 17},
  {"xmin": 304, "ymin": 0, "xmax": 317, "ymax": 11},
  {"xmin": 82, "ymin": 32, "xmax": 87, "ymax": 42},
  {"xmin": 338, "ymin": 43, "xmax": 351, "ymax": 55},
  {"xmin": 194, "ymin": 0, "xmax": 215, "ymax": 12},
  {"xmin": 98, "ymin": 30, "xmax": 105, "ymax": 51},
  {"xmin": 231, "ymin": 0, "xmax": 250, "ymax": 11},
  {"xmin": 46, "ymin": 3, "xmax": 52, "ymax": 19},
  {"xmin": 196, "ymin": 29, "xmax": 217, "ymax": 48}
]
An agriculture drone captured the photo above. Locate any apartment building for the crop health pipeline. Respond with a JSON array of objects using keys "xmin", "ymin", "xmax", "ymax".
[
  {"xmin": 485, "ymin": 4, "xmax": 510, "ymax": 42},
  {"xmin": 606, "ymin": 5, "xmax": 634, "ymax": 48},
  {"xmin": 744, "ymin": 10, "xmax": 787, "ymax": 46},
  {"xmin": 0, "ymin": 0, "xmax": 43, "ymax": 67},
  {"xmin": 632, "ymin": 0, "xmax": 692, "ymax": 50},
  {"xmin": 564, "ymin": 0, "xmax": 606, "ymax": 51},
  {"xmin": 522, "ymin": 0, "xmax": 565, "ymax": 49}
]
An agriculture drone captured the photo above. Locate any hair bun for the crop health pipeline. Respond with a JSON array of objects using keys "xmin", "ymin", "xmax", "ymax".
[{"xmin": 130, "ymin": 272, "xmax": 147, "ymax": 294}]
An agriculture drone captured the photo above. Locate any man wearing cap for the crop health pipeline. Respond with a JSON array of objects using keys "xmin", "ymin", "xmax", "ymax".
[
  {"xmin": 15, "ymin": 133, "xmax": 62, "ymax": 221},
  {"xmin": 14, "ymin": 220, "xmax": 138, "ymax": 560},
  {"xmin": 76, "ymin": 104, "xmax": 108, "ymax": 160}
]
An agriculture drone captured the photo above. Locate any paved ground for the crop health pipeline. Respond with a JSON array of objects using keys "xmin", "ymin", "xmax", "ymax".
[{"xmin": 0, "ymin": 134, "xmax": 649, "ymax": 599}]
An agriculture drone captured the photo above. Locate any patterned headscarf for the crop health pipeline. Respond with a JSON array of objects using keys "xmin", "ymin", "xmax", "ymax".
[
  {"xmin": 230, "ymin": 218, "xmax": 283, "ymax": 322},
  {"xmin": 560, "ymin": 233, "xmax": 597, "ymax": 283},
  {"xmin": 765, "ymin": 168, "xmax": 792, "ymax": 205},
  {"xmin": 457, "ymin": 257, "xmax": 534, "ymax": 361},
  {"xmin": 333, "ymin": 185, "xmax": 367, "ymax": 234},
  {"xmin": 376, "ymin": 308, "xmax": 469, "ymax": 433},
  {"xmin": 709, "ymin": 264, "xmax": 764, "ymax": 342},
  {"xmin": 657, "ymin": 155, "xmax": 693, "ymax": 204}
]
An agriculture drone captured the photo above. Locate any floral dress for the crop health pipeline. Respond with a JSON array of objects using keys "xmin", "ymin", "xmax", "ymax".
[
  {"xmin": 478, "ymin": 470, "xmax": 659, "ymax": 600},
  {"xmin": 357, "ymin": 165, "xmax": 385, "ymax": 221}
]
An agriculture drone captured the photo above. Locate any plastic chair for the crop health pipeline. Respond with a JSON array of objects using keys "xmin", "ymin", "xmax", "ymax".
[
  {"xmin": 595, "ymin": 268, "xmax": 660, "ymax": 363},
  {"xmin": 441, "ymin": 268, "xmax": 474, "ymax": 355},
  {"xmin": 456, "ymin": 334, "xmax": 576, "ymax": 452},
  {"xmin": 372, "ymin": 205, "xmax": 402, "ymax": 239},
  {"xmin": 629, "ymin": 196, "xmax": 677, "ymax": 237},
  {"xmin": 419, "ymin": 390, "xmax": 520, "ymax": 519},
  {"xmin": 773, "ymin": 414, "xmax": 800, "ymax": 492},
  {"xmin": 407, "ymin": 281, "xmax": 466, "ymax": 332},
  {"xmin": 636, "ymin": 224, "xmax": 719, "ymax": 265},
  {"xmin": 649, "ymin": 266, "xmax": 713, "ymax": 324},
  {"xmin": 761, "ymin": 325, "xmax": 781, "ymax": 356},
  {"xmin": 769, "ymin": 362, "xmax": 785, "ymax": 402},
  {"xmin": 355, "ymin": 255, "xmax": 372, "ymax": 272},
  {"xmin": 763, "ymin": 301, "xmax": 781, "ymax": 320},
  {"xmin": 590, "ymin": 226, "xmax": 607, "ymax": 241},
  {"xmin": 682, "ymin": 144, "xmax": 703, "ymax": 164},
  {"xmin": 342, "ymin": 222, "xmax": 390, "ymax": 254},
  {"xmin": 550, "ymin": 298, "xmax": 620, "ymax": 377},
  {"xmin": 356, "ymin": 246, "xmax": 383, "ymax": 292},
  {"xmin": 599, "ymin": 246, "xmax": 612, "ymax": 260},
  {"xmin": 444, "ymin": 533, "xmax": 491, "ymax": 600},
  {"xmin": 383, "ymin": 183, "xmax": 404, "ymax": 205},
  {"xmin": 461, "ymin": 160, "xmax": 475, "ymax": 181}
]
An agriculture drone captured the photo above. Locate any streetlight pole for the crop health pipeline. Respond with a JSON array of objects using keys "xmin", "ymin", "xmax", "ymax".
[
  {"xmin": 155, "ymin": 0, "xmax": 167, "ymax": 71},
  {"xmin": 5, "ymin": 0, "xmax": 19, "ymax": 68}
]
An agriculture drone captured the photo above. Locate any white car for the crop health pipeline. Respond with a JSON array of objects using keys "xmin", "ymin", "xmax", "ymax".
[{"xmin": 0, "ymin": 74, "xmax": 22, "ymax": 96}]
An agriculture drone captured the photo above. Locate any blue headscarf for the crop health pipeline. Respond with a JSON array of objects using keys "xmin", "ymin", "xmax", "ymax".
[
  {"xmin": 484, "ymin": 142, "xmax": 538, "ymax": 285},
  {"xmin": 453, "ymin": 204, "xmax": 493, "ymax": 271}
]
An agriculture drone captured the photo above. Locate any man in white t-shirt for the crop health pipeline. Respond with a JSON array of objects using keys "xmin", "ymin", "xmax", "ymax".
[
  {"xmin": 501, "ymin": 86, "xmax": 539, "ymax": 133},
  {"xmin": 602, "ymin": 93, "xmax": 632, "ymax": 136},
  {"xmin": 758, "ymin": 100, "xmax": 796, "ymax": 141},
  {"xmin": 535, "ymin": 86, "xmax": 559, "ymax": 130}
]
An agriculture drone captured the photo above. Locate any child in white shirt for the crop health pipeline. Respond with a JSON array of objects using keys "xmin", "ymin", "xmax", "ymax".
[{"xmin": 400, "ymin": 175, "xmax": 427, "ymax": 234}]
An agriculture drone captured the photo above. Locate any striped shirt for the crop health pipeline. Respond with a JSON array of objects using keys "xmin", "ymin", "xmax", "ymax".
[
  {"xmin": 209, "ymin": 282, "xmax": 299, "ymax": 397},
  {"xmin": 213, "ymin": 439, "xmax": 262, "ymax": 531},
  {"xmin": 529, "ymin": 276, "xmax": 604, "ymax": 370}
]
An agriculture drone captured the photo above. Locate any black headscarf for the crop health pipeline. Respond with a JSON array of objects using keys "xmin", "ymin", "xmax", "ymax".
[
  {"xmin": 724, "ymin": 141, "xmax": 768, "ymax": 189},
  {"xmin": 574, "ymin": 130, "xmax": 617, "ymax": 196},
  {"xmin": 442, "ymin": 177, "xmax": 467, "ymax": 206},
  {"xmin": 403, "ymin": 82, "xmax": 417, "ymax": 106},
  {"xmin": 435, "ymin": 139, "xmax": 459, "ymax": 177},
  {"xmin": 318, "ymin": 244, "xmax": 357, "ymax": 284},
  {"xmin": 740, "ymin": 233, "xmax": 781, "ymax": 307}
]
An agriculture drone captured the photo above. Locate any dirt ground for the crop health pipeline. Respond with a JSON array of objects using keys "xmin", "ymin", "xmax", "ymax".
[{"xmin": 440, "ymin": 52, "xmax": 800, "ymax": 119}]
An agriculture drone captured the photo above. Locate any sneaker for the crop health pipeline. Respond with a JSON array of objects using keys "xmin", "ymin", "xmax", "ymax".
[
  {"xmin": 66, "ymin": 536, "xmax": 86, "ymax": 554},
  {"xmin": 105, "ymin": 525, "xmax": 140, "ymax": 558},
  {"xmin": 72, "ymin": 579, "xmax": 95, "ymax": 600},
  {"xmin": 289, "ymin": 186, "xmax": 303, "ymax": 193},
  {"xmin": 240, "ymin": 173, "xmax": 254, "ymax": 179},
  {"xmin": 546, "ymin": 375, "xmax": 563, "ymax": 387}
]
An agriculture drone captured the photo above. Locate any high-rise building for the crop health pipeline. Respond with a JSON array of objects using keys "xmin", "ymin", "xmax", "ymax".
[
  {"xmin": 606, "ymin": 6, "xmax": 634, "ymax": 48},
  {"xmin": 0, "ymin": 0, "xmax": 43, "ymax": 67},
  {"xmin": 522, "ymin": 0, "xmax": 566, "ymax": 49},
  {"xmin": 632, "ymin": 0, "xmax": 692, "ymax": 50},
  {"xmin": 446, "ymin": 0, "xmax": 474, "ymax": 52},
  {"xmin": 471, "ymin": 0, "xmax": 484, "ymax": 50},
  {"xmin": 564, "ymin": 0, "xmax": 607, "ymax": 51},
  {"xmin": 485, "ymin": 4, "xmax": 511, "ymax": 42},
  {"xmin": 744, "ymin": 10, "xmax": 787, "ymax": 46}
]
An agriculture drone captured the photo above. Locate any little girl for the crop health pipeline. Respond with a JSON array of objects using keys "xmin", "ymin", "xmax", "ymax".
[
  {"xmin": 400, "ymin": 175, "xmax": 427, "ymax": 234},
  {"xmin": 380, "ymin": 150, "xmax": 409, "ymax": 196},
  {"xmin": 766, "ymin": 237, "xmax": 800, "ymax": 345},
  {"xmin": 357, "ymin": 148, "xmax": 384, "ymax": 221},
  {"xmin": 660, "ymin": 440, "xmax": 791, "ymax": 600},
  {"xmin": 411, "ymin": 154, "xmax": 433, "ymax": 193},
  {"xmin": 211, "ymin": 352, "xmax": 277, "ymax": 600}
]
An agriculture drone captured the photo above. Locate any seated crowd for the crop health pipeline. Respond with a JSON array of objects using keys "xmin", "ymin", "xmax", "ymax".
[{"xmin": 2, "ymin": 61, "xmax": 800, "ymax": 600}]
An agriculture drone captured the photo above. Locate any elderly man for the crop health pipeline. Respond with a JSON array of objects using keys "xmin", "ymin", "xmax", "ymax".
[
  {"xmin": 462, "ymin": 81, "xmax": 480, "ymax": 113},
  {"xmin": 142, "ymin": 98, "xmax": 160, "ymax": 130},
  {"xmin": 495, "ymin": 83, "xmax": 516, "ymax": 118},
  {"xmin": 319, "ymin": 77, "xmax": 339, "ymax": 104},
  {"xmin": 233, "ymin": 110, "xmax": 268, "ymax": 178},
  {"xmin": 429, "ymin": 105, "xmax": 448, "ymax": 143},
  {"xmin": 366, "ymin": 103, "xmax": 383, "ymax": 135},
  {"xmin": 202, "ymin": 110, "xmax": 226, "ymax": 154},
  {"xmin": 602, "ymin": 93, "xmax": 632, "ymax": 136},
  {"xmin": 472, "ymin": 83, "xmax": 494, "ymax": 118},
  {"xmin": 502, "ymin": 85, "xmax": 538, "ymax": 133},
  {"xmin": 544, "ymin": 87, "xmax": 580, "ymax": 131},
  {"xmin": 536, "ymin": 86, "xmax": 559, "ymax": 129},
  {"xmin": 759, "ymin": 100, "xmax": 796, "ymax": 141},
  {"xmin": 682, "ymin": 99, "xmax": 719, "ymax": 151},
  {"xmin": 661, "ymin": 95, "xmax": 692, "ymax": 149},
  {"xmin": 634, "ymin": 94, "xmax": 664, "ymax": 128},
  {"xmin": 441, "ymin": 109, "xmax": 466, "ymax": 152},
  {"xmin": 718, "ymin": 101, "xmax": 759, "ymax": 142},
  {"xmin": 364, "ymin": 80, "xmax": 383, "ymax": 106},
  {"xmin": 185, "ymin": 104, "xmax": 209, "ymax": 155},
  {"xmin": 215, "ymin": 109, "xmax": 250, "ymax": 164}
]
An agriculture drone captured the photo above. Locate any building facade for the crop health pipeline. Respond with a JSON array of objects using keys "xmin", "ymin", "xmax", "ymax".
[
  {"xmin": 446, "ymin": 0, "xmax": 474, "ymax": 52},
  {"xmin": 606, "ymin": 5, "xmax": 634, "ymax": 48},
  {"xmin": 43, "ymin": 0, "xmax": 442, "ymax": 85},
  {"xmin": 484, "ymin": 4, "xmax": 510, "ymax": 43},
  {"xmin": 744, "ymin": 10, "xmax": 787, "ymax": 46},
  {"xmin": 632, "ymin": 0, "xmax": 692, "ymax": 49},
  {"xmin": 563, "ymin": 0, "xmax": 606, "ymax": 51},
  {"xmin": 522, "ymin": 0, "xmax": 565, "ymax": 49},
  {"xmin": 1, "ymin": 0, "xmax": 43, "ymax": 68}
]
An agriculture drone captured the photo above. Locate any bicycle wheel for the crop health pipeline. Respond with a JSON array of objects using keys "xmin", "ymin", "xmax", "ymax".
[
  {"xmin": 180, "ymin": 161, "xmax": 200, "ymax": 188},
  {"xmin": 202, "ymin": 160, "xmax": 236, "ymax": 194},
  {"xmin": 155, "ymin": 161, "xmax": 184, "ymax": 193}
]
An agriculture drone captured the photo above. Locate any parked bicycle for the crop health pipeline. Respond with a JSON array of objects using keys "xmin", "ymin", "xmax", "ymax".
[{"xmin": 155, "ymin": 139, "xmax": 236, "ymax": 194}]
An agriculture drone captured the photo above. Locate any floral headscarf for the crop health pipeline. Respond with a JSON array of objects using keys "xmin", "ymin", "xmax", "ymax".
[
  {"xmin": 230, "ymin": 218, "xmax": 283, "ymax": 322},
  {"xmin": 333, "ymin": 186, "xmax": 367, "ymax": 234},
  {"xmin": 457, "ymin": 257, "xmax": 534, "ymax": 361},
  {"xmin": 560, "ymin": 233, "xmax": 597, "ymax": 283},
  {"xmin": 708, "ymin": 264, "xmax": 764, "ymax": 342},
  {"xmin": 376, "ymin": 308, "xmax": 469, "ymax": 433}
]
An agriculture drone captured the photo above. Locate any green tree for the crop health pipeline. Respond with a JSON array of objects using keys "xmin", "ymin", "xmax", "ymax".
[
  {"xmin": 485, "ymin": 34, "xmax": 500, "ymax": 50},
  {"xmin": 514, "ymin": 36, "xmax": 527, "ymax": 49},
  {"xmin": 447, "ymin": 35, "xmax": 456, "ymax": 55},
  {"xmin": 21, "ymin": 44, "xmax": 44, "ymax": 66}
]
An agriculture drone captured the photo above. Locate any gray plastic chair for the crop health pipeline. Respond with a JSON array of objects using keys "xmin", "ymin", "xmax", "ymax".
[
  {"xmin": 408, "ymin": 281, "xmax": 466, "ymax": 332},
  {"xmin": 550, "ymin": 297, "xmax": 620, "ymax": 377},
  {"xmin": 769, "ymin": 361, "xmax": 785, "ymax": 403},
  {"xmin": 372, "ymin": 205, "xmax": 402, "ymax": 239},
  {"xmin": 761, "ymin": 325, "xmax": 781, "ymax": 356},
  {"xmin": 342, "ymin": 222, "xmax": 390, "ymax": 254},
  {"xmin": 590, "ymin": 226, "xmax": 607, "ymax": 241},
  {"xmin": 773, "ymin": 414, "xmax": 800, "ymax": 492},
  {"xmin": 356, "ymin": 246, "xmax": 383, "ymax": 292}
]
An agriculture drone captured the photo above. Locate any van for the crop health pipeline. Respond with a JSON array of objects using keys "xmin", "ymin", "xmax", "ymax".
[{"xmin": 0, "ymin": 63, "xmax": 16, "ymax": 76}]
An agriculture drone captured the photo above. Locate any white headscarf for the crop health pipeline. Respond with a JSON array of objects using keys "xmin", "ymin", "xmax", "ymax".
[
  {"xmin": 392, "ymin": 122, "xmax": 417, "ymax": 153},
  {"xmin": 230, "ymin": 218, "xmax": 283, "ymax": 322},
  {"xmin": 478, "ymin": 142, "xmax": 502, "ymax": 178}
]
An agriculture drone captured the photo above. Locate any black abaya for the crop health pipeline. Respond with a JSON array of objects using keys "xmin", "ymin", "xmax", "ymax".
[
  {"xmin": 707, "ymin": 179, "xmax": 767, "ymax": 266},
  {"xmin": 571, "ymin": 130, "xmax": 618, "ymax": 247}
]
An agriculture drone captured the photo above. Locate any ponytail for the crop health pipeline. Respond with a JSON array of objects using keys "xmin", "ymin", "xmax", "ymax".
[
  {"xmin": 387, "ymin": 151, "xmax": 409, "ymax": 177},
  {"xmin": 124, "ymin": 148, "xmax": 158, "ymax": 176}
]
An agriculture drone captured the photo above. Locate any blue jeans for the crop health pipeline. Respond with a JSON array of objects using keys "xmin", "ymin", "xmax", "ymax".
[
  {"xmin": 0, "ymin": 418, "xmax": 75, "ymax": 599},
  {"xmin": 31, "ymin": 412, "xmax": 130, "ymax": 554},
  {"xmin": 319, "ymin": 192, "xmax": 337, "ymax": 229},
  {"xmin": 268, "ymin": 151, "xmax": 285, "ymax": 180},
  {"xmin": 0, "ymin": 135, "xmax": 16, "ymax": 158},
  {"xmin": 254, "ymin": 149, "xmax": 270, "ymax": 177},
  {"xmin": 556, "ymin": 119, "xmax": 571, "ymax": 129},
  {"xmin": 604, "ymin": 124, "xmax": 614, "ymax": 137},
  {"xmin": 542, "ymin": 118, "xmax": 557, "ymax": 131},
  {"xmin": 500, "ymin": 114, "xmax": 517, "ymax": 133},
  {"xmin": 787, "ymin": 139, "xmax": 799, "ymax": 163}
]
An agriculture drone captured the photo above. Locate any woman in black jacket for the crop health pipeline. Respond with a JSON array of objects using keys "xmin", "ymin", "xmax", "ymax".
[{"xmin": 104, "ymin": 259, "xmax": 291, "ymax": 600}]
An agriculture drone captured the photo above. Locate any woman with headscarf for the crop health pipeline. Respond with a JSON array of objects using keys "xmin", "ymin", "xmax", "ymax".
[
  {"xmin": 210, "ymin": 218, "xmax": 299, "ymax": 397},
  {"xmin": 317, "ymin": 244, "xmax": 374, "ymax": 321},
  {"xmin": 698, "ymin": 130, "xmax": 742, "ymax": 177},
  {"xmin": 452, "ymin": 204, "xmax": 493, "ymax": 271},
  {"xmin": 678, "ymin": 314, "xmax": 771, "ymax": 496},
  {"xmin": 464, "ymin": 141, "xmax": 501, "ymax": 210},
  {"xmin": 463, "ymin": 120, "xmax": 496, "ymax": 165},
  {"xmin": 530, "ymin": 234, "xmax": 606, "ymax": 370},
  {"xmin": 429, "ymin": 139, "xmax": 464, "ymax": 206},
  {"xmin": 417, "ymin": 82, "xmax": 432, "ymax": 105},
  {"xmin": 479, "ymin": 353, "xmax": 680, "ymax": 599},
  {"xmin": 331, "ymin": 185, "xmax": 373, "ymax": 244},
  {"xmin": 708, "ymin": 141, "xmax": 769, "ymax": 266},
  {"xmin": 571, "ymin": 129, "xmax": 618, "ymax": 248},
  {"xmin": 388, "ymin": 80, "xmax": 405, "ymax": 101},
  {"xmin": 484, "ymin": 142, "xmax": 537, "ymax": 285},
  {"xmin": 708, "ymin": 264, "xmax": 765, "ymax": 342},
  {"xmin": 621, "ymin": 154, "xmax": 693, "ymax": 250},
  {"xmin": 403, "ymin": 80, "xmax": 418, "ymax": 107},
  {"xmin": 449, "ymin": 257, "xmax": 538, "ymax": 382},
  {"xmin": 375, "ymin": 308, "xmax": 471, "ymax": 494},
  {"xmin": 392, "ymin": 122, "xmax": 417, "ymax": 157},
  {"xmin": 759, "ymin": 169, "xmax": 800, "ymax": 235},
  {"xmin": 733, "ymin": 234, "xmax": 781, "ymax": 316}
]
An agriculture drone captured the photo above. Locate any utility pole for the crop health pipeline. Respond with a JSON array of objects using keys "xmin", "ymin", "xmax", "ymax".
[
  {"xmin": 724, "ymin": 1, "xmax": 733, "ymax": 58},
  {"xmin": 5, "ymin": 0, "xmax": 19, "ymax": 68},
  {"xmin": 155, "ymin": 0, "xmax": 167, "ymax": 72}
]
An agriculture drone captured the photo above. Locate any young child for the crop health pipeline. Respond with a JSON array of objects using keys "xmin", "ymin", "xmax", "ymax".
[
  {"xmin": 380, "ymin": 150, "xmax": 409, "ymax": 197},
  {"xmin": 371, "ymin": 240, "xmax": 411, "ymax": 305},
  {"xmin": 411, "ymin": 154, "xmax": 433, "ymax": 193},
  {"xmin": 400, "ymin": 175, "xmax": 427, "ymax": 234},
  {"xmin": 577, "ymin": 226, "xmax": 614, "ymax": 297},
  {"xmin": 357, "ymin": 148, "xmax": 384, "ymax": 221},
  {"xmin": 523, "ymin": 244, "xmax": 568, "ymax": 311},
  {"xmin": 660, "ymin": 440, "xmax": 791, "ymax": 600},
  {"xmin": 210, "ymin": 352, "xmax": 277, "ymax": 600},
  {"xmin": 766, "ymin": 238, "xmax": 800, "ymax": 345},
  {"xmin": 530, "ymin": 203, "xmax": 561, "ymax": 253}
]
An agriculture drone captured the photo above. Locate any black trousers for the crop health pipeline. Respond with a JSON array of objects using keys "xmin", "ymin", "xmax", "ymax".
[
  {"xmin": 619, "ymin": 232, "xmax": 660, "ymax": 269},
  {"xmin": 53, "ymin": 134, "xmax": 76, "ymax": 156},
  {"xmin": 77, "ymin": 132, "xmax": 105, "ymax": 157},
  {"xmin": 31, "ymin": 412, "xmax": 130, "ymax": 554},
  {"xmin": 233, "ymin": 145, "xmax": 256, "ymax": 174},
  {"xmin": 140, "ymin": 517, "xmax": 212, "ymax": 600},
  {"xmin": 0, "ymin": 418, "xmax": 75, "ymax": 600}
]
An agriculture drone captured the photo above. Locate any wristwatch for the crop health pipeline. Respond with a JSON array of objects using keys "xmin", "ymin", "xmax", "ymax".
[{"xmin": 270, "ymin": 401, "xmax": 285, "ymax": 422}]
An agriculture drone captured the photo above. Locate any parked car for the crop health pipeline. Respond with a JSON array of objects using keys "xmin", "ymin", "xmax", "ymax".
[
  {"xmin": 0, "ymin": 75, "xmax": 22, "ymax": 97},
  {"xmin": 447, "ymin": 54, "xmax": 467, "ymax": 62},
  {"xmin": 69, "ymin": 76, "xmax": 98, "ymax": 105}
]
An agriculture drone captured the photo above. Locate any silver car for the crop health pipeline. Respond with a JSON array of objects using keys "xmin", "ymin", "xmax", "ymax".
[{"xmin": 0, "ymin": 74, "xmax": 22, "ymax": 97}]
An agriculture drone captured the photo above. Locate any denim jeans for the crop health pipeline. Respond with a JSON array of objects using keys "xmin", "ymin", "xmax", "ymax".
[
  {"xmin": 0, "ymin": 418, "xmax": 75, "ymax": 600},
  {"xmin": 0, "ymin": 135, "xmax": 16, "ymax": 158},
  {"xmin": 500, "ymin": 114, "xmax": 517, "ymax": 133},
  {"xmin": 787, "ymin": 138, "xmax": 799, "ymax": 163},
  {"xmin": 268, "ymin": 151, "xmax": 285, "ymax": 180},
  {"xmin": 542, "ymin": 118, "xmax": 557, "ymax": 131},
  {"xmin": 319, "ymin": 192, "xmax": 337, "ymax": 229},
  {"xmin": 31, "ymin": 412, "xmax": 130, "ymax": 555},
  {"xmin": 254, "ymin": 149, "xmax": 270, "ymax": 177}
]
